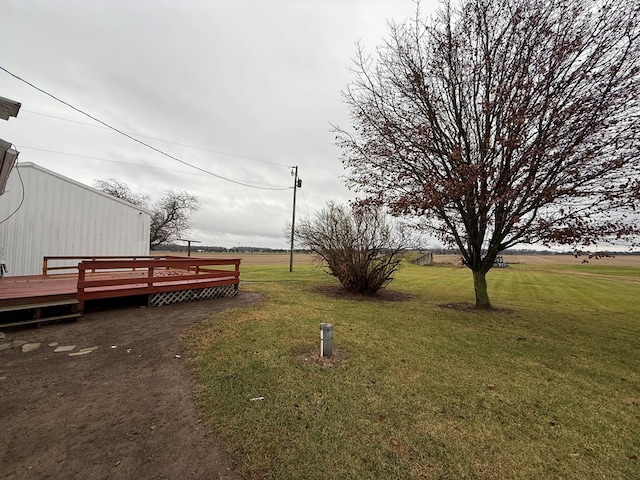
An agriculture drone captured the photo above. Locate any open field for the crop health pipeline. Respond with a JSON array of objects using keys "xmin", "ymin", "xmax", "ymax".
[
  {"xmin": 185, "ymin": 257, "xmax": 640, "ymax": 479},
  {"xmin": 158, "ymin": 250, "xmax": 640, "ymax": 268},
  {"xmin": 434, "ymin": 253, "xmax": 640, "ymax": 267},
  {"xmin": 154, "ymin": 251, "xmax": 317, "ymax": 267}
]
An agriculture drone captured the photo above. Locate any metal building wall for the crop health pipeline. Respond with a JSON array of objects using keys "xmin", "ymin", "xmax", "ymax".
[{"xmin": 0, "ymin": 163, "xmax": 151, "ymax": 276}]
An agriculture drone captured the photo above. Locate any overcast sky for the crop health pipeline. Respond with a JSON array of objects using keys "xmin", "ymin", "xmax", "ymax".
[{"xmin": 1, "ymin": 0, "xmax": 440, "ymax": 249}]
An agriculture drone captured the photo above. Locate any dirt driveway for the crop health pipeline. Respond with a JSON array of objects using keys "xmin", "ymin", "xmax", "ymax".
[{"xmin": 0, "ymin": 292, "xmax": 262, "ymax": 480}]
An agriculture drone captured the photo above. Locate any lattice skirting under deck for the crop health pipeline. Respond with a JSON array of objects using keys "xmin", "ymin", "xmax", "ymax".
[{"xmin": 150, "ymin": 283, "xmax": 238, "ymax": 307}]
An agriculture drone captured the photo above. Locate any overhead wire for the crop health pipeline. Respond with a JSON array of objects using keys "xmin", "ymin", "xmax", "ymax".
[
  {"xmin": 0, "ymin": 159, "xmax": 26, "ymax": 225},
  {"xmin": 16, "ymin": 145, "xmax": 290, "ymax": 188},
  {"xmin": 0, "ymin": 65, "xmax": 291, "ymax": 191},
  {"xmin": 300, "ymin": 188, "xmax": 311, "ymax": 219},
  {"xmin": 22, "ymin": 109, "xmax": 290, "ymax": 168}
]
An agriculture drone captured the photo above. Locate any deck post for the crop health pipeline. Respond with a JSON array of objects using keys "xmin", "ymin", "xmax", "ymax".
[
  {"xmin": 147, "ymin": 266, "xmax": 154, "ymax": 288},
  {"xmin": 77, "ymin": 265, "xmax": 86, "ymax": 311}
]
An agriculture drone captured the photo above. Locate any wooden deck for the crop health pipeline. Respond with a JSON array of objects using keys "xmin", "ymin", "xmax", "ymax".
[
  {"xmin": 0, "ymin": 256, "xmax": 241, "ymax": 327},
  {"xmin": 0, "ymin": 274, "xmax": 77, "ymax": 306}
]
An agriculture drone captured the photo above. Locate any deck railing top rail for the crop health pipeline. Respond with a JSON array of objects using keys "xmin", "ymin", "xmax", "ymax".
[
  {"xmin": 43, "ymin": 255, "xmax": 241, "ymax": 275},
  {"xmin": 43, "ymin": 255, "xmax": 158, "ymax": 275}
]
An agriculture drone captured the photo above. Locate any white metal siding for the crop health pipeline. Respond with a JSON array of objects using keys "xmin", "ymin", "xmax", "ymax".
[{"xmin": 0, "ymin": 163, "xmax": 151, "ymax": 276}]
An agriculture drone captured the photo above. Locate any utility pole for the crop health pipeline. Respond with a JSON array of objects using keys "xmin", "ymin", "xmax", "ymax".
[{"xmin": 289, "ymin": 166, "xmax": 301, "ymax": 272}]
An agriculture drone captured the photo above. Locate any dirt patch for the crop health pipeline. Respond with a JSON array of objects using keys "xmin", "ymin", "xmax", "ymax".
[
  {"xmin": 293, "ymin": 346, "xmax": 349, "ymax": 369},
  {"xmin": 0, "ymin": 292, "xmax": 262, "ymax": 480},
  {"xmin": 310, "ymin": 284, "xmax": 414, "ymax": 302}
]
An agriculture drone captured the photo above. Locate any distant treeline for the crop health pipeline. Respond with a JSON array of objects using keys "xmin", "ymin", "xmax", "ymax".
[
  {"xmin": 157, "ymin": 243, "xmax": 639, "ymax": 256},
  {"xmin": 427, "ymin": 248, "xmax": 639, "ymax": 256},
  {"xmin": 156, "ymin": 243, "xmax": 294, "ymax": 253},
  {"xmin": 503, "ymin": 249, "xmax": 639, "ymax": 256}
]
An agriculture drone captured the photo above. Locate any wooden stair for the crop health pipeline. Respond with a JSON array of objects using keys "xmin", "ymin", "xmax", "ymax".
[{"xmin": 0, "ymin": 299, "xmax": 81, "ymax": 328}]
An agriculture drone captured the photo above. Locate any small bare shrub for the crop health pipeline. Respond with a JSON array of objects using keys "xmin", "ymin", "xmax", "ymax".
[{"xmin": 295, "ymin": 202, "xmax": 410, "ymax": 295}]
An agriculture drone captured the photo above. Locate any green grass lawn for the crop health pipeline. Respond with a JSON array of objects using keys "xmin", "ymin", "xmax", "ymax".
[{"xmin": 184, "ymin": 260, "xmax": 640, "ymax": 479}]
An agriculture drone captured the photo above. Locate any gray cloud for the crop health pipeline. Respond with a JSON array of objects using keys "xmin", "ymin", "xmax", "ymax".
[{"xmin": 1, "ymin": 0, "xmax": 437, "ymax": 248}]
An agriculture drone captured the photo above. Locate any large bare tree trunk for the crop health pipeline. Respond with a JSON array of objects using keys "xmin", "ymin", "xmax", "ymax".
[{"xmin": 472, "ymin": 270, "xmax": 492, "ymax": 309}]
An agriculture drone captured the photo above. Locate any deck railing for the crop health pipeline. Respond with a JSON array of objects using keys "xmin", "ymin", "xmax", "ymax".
[
  {"xmin": 76, "ymin": 257, "xmax": 241, "ymax": 309},
  {"xmin": 42, "ymin": 255, "xmax": 159, "ymax": 275}
]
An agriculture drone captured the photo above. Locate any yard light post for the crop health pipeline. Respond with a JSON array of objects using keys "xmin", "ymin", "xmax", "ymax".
[{"xmin": 289, "ymin": 166, "xmax": 301, "ymax": 272}]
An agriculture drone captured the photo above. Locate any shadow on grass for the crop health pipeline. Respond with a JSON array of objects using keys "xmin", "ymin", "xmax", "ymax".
[{"xmin": 309, "ymin": 284, "xmax": 414, "ymax": 302}]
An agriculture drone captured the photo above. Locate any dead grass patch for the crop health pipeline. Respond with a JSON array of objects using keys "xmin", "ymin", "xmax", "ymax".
[{"xmin": 439, "ymin": 302, "xmax": 514, "ymax": 313}]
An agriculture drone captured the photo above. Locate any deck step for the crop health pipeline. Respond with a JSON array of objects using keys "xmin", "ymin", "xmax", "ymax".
[
  {"xmin": 0, "ymin": 299, "xmax": 79, "ymax": 313},
  {"xmin": 0, "ymin": 313, "xmax": 82, "ymax": 328},
  {"xmin": 0, "ymin": 299, "xmax": 81, "ymax": 329}
]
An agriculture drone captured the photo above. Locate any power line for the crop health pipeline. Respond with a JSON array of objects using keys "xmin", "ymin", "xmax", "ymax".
[
  {"xmin": 17, "ymin": 145, "xmax": 290, "ymax": 188},
  {"xmin": 300, "ymin": 187, "xmax": 311, "ymax": 219},
  {"xmin": 0, "ymin": 160, "xmax": 25, "ymax": 225},
  {"xmin": 0, "ymin": 65, "xmax": 291, "ymax": 191},
  {"xmin": 22, "ymin": 109, "xmax": 290, "ymax": 168}
]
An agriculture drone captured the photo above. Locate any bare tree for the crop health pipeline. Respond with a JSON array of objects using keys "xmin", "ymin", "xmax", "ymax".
[
  {"xmin": 94, "ymin": 179, "xmax": 200, "ymax": 250},
  {"xmin": 148, "ymin": 190, "xmax": 200, "ymax": 249},
  {"xmin": 335, "ymin": 0, "xmax": 640, "ymax": 308},
  {"xmin": 93, "ymin": 178, "xmax": 149, "ymax": 207},
  {"xmin": 295, "ymin": 202, "xmax": 410, "ymax": 295}
]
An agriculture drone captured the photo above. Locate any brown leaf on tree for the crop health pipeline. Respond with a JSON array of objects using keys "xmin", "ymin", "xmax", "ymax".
[{"xmin": 336, "ymin": 0, "xmax": 640, "ymax": 309}]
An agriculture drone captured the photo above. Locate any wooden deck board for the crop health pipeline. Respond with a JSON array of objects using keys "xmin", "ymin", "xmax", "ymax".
[{"xmin": 0, "ymin": 276, "xmax": 78, "ymax": 308}]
